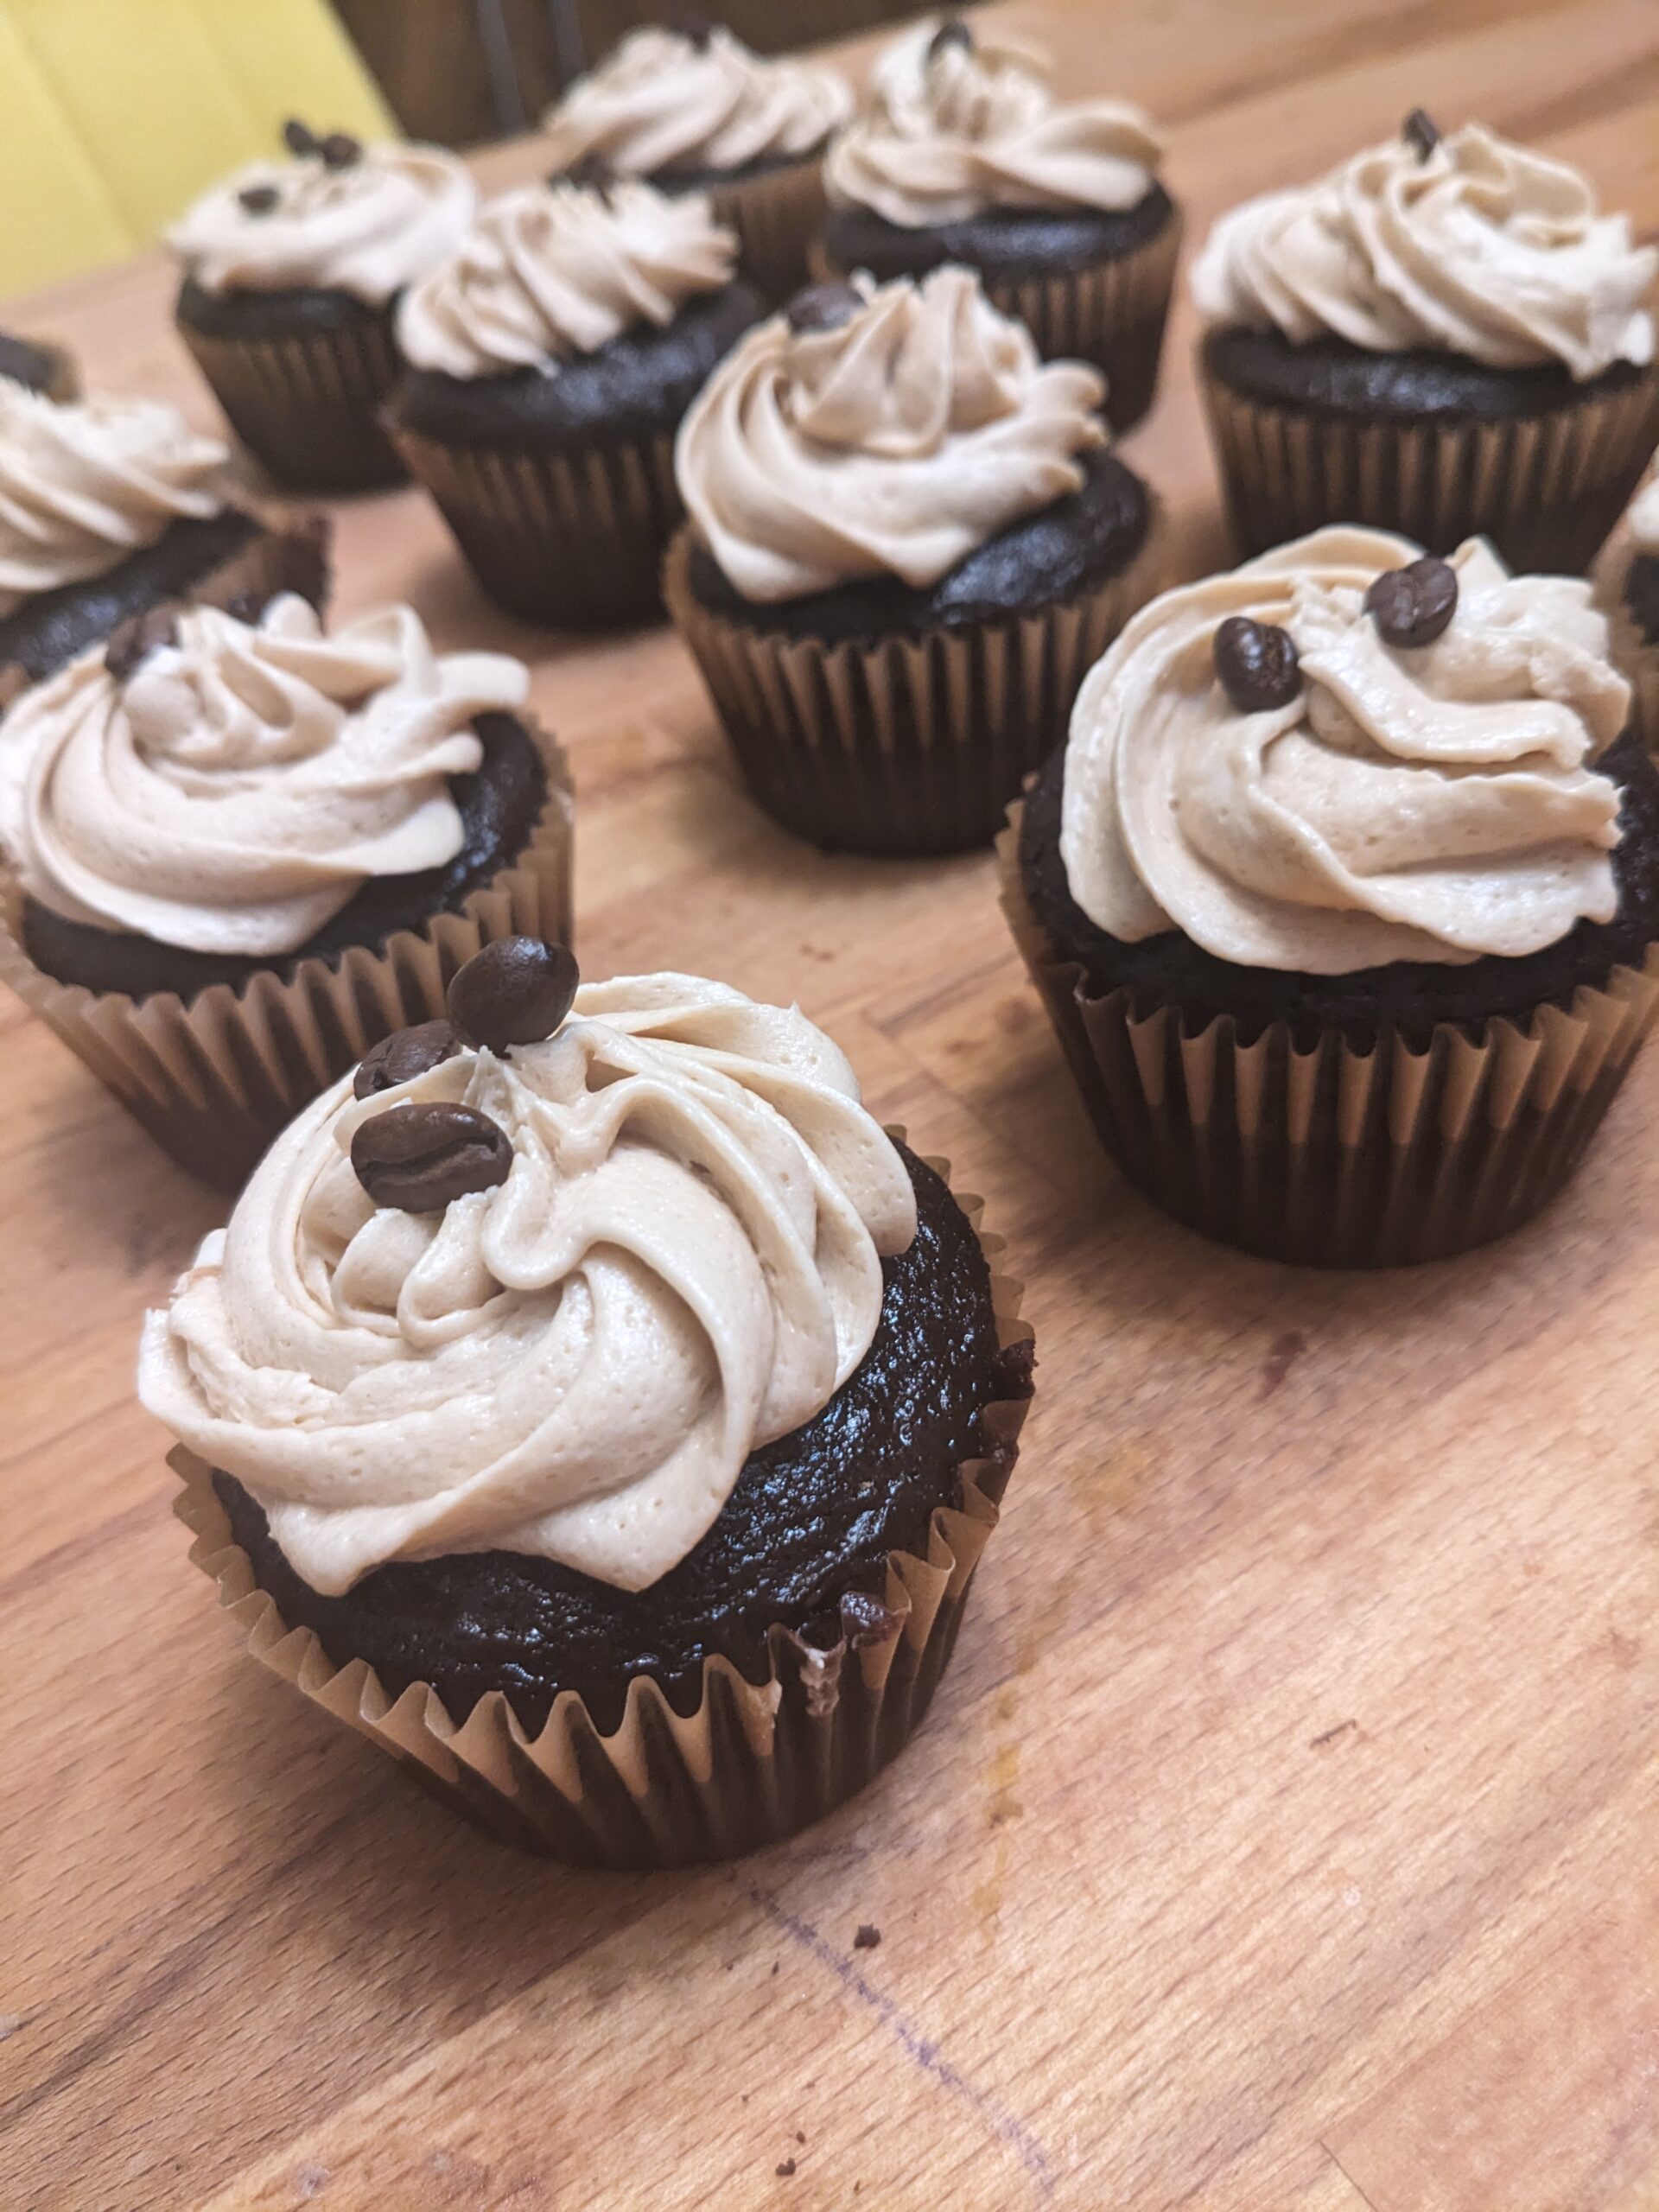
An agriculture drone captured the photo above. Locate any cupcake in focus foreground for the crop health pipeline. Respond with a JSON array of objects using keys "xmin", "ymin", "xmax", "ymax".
[
  {"xmin": 666, "ymin": 267, "xmax": 1163, "ymax": 855},
  {"xmin": 169, "ymin": 120, "xmax": 476, "ymax": 491},
  {"xmin": 0, "ymin": 599, "xmax": 571, "ymax": 1187},
  {"xmin": 1001, "ymin": 527, "xmax": 1659, "ymax": 1265},
  {"xmin": 822, "ymin": 14, "xmax": 1179, "ymax": 429},
  {"xmin": 386, "ymin": 175, "xmax": 761, "ymax": 629},
  {"xmin": 542, "ymin": 22, "xmax": 851, "ymax": 301},
  {"xmin": 1192, "ymin": 113, "xmax": 1659, "ymax": 571},
  {"xmin": 146, "ymin": 942, "xmax": 1033, "ymax": 1865}
]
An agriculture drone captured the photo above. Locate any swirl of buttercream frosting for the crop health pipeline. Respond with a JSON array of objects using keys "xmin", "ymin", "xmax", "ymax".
[
  {"xmin": 542, "ymin": 26, "xmax": 851, "ymax": 178},
  {"xmin": 396, "ymin": 178, "xmax": 737, "ymax": 377},
  {"xmin": 1191, "ymin": 122, "xmax": 1656, "ymax": 381},
  {"xmin": 826, "ymin": 15, "xmax": 1162, "ymax": 227},
  {"xmin": 1059, "ymin": 526, "xmax": 1632, "ymax": 972},
  {"xmin": 138, "ymin": 973, "xmax": 919, "ymax": 1594},
  {"xmin": 0, "ymin": 386, "xmax": 226, "ymax": 617},
  {"xmin": 676, "ymin": 265, "xmax": 1105, "ymax": 601},
  {"xmin": 0, "ymin": 593, "xmax": 529, "ymax": 956},
  {"xmin": 168, "ymin": 142, "xmax": 477, "ymax": 304}
]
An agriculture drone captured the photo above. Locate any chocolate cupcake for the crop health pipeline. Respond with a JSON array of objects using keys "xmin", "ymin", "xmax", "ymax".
[
  {"xmin": 1001, "ymin": 525, "xmax": 1659, "ymax": 1266},
  {"xmin": 0, "ymin": 329, "xmax": 78, "ymax": 402},
  {"xmin": 0, "ymin": 596, "xmax": 572, "ymax": 1187},
  {"xmin": 144, "ymin": 952, "xmax": 1033, "ymax": 1864},
  {"xmin": 0, "ymin": 385, "xmax": 327, "ymax": 690},
  {"xmin": 1594, "ymin": 467, "xmax": 1659, "ymax": 747},
  {"xmin": 386, "ymin": 176, "xmax": 761, "ymax": 630},
  {"xmin": 1192, "ymin": 116, "xmax": 1659, "ymax": 572},
  {"xmin": 541, "ymin": 24, "xmax": 851, "ymax": 302},
  {"xmin": 666, "ymin": 267, "xmax": 1163, "ymax": 856},
  {"xmin": 819, "ymin": 15, "xmax": 1179, "ymax": 432},
  {"xmin": 169, "ymin": 120, "xmax": 476, "ymax": 493}
]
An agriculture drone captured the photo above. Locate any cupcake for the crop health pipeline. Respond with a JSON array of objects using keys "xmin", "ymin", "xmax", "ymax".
[
  {"xmin": 0, "ymin": 329, "xmax": 77, "ymax": 402},
  {"xmin": 666, "ymin": 266, "xmax": 1163, "ymax": 856},
  {"xmin": 169, "ymin": 119, "xmax": 477, "ymax": 493},
  {"xmin": 1001, "ymin": 525, "xmax": 1659, "ymax": 1266},
  {"xmin": 144, "ymin": 945, "xmax": 1034, "ymax": 1865},
  {"xmin": 0, "ymin": 384, "xmax": 328, "ymax": 690},
  {"xmin": 541, "ymin": 23, "xmax": 851, "ymax": 302},
  {"xmin": 0, "ymin": 596, "xmax": 572, "ymax": 1188},
  {"xmin": 1192, "ymin": 114, "xmax": 1659, "ymax": 572},
  {"xmin": 386, "ymin": 175, "xmax": 761, "ymax": 630},
  {"xmin": 1594, "ymin": 467, "xmax": 1659, "ymax": 747},
  {"xmin": 819, "ymin": 15, "xmax": 1179, "ymax": 431}
]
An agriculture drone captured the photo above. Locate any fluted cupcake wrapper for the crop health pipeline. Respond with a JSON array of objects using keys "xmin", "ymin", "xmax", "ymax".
[
  {"xmin": 0, "ymin": 723, "xmax": 574, "ymax": 1192},
  {"xmin": 1198, "ymin": 354, "xmax": 1659, "ymax": 575},
  {"xmin": 703, "ymin": 154, "xmax": 830, "ymax": 307},
  {"xmin": 997, "ymin": 805, "xmax": 1659, "ymax": 1267},
  {"xmin": 391, "ymin": 418, "xmax": 681, "ymax": 631},
  {"xmin": 1592, "ymin": 497, "xmax": 1659, "ymax": 750},
  {"xmin": 170, "ymin": 1156, "xmax": 1032, "ymax": 1868},
  {"xmin": 664, "ymin": 513, "xmax": 1166, "ymax": 857},
  {"xmin": 177, "ymin": 305, "xmax": 408, "ymax": 493}
]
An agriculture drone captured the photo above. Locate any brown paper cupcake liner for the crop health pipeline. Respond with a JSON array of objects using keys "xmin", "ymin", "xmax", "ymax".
[
  {"xmin": 664, "ymin": 509, "xmax": 1166, "ymax": 857},
  {"xmin": 997, "ymin": 805, "xmax": 1659, "ymax": 1266},
  {"xmin": 1198, "ymin": 356, "xmax": 1659, "ymax": 575},
  {"xmin": 0, "ymin": 725, "xmax": 574, "ymax": 1192},
  {"xmin": 1592, "ymin": 499, "xmax": 1659, "ymax": 750},
  {"xmin": 391, "ymin": 417, "xmax": 681, "ymax": 630},
  {"xmin": 170, "ymin": 1154, "xmax": 1033, "ymax": 1866},
  {"xmin": 705, "ymin": 154, "xmax": 831, "ymax": 308},
  {"xmin": 178, "ymin": 307, "xmax": 407, "ymax": 493}
]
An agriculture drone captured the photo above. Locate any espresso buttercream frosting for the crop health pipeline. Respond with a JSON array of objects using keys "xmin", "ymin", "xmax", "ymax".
[
  {"xmin": 1060, "ymin": 526, "xmax": 1630, "ymax": 972},
  {"xmin": 0, "ymin": 594, "xmax": 529, "ymax": 956},
  {"xmin": 1192, "ymin": 123, "xmax": 1656, "ymax": 381},
  {"xmin": 0, "ymin": 387, "xmax": 226, "ymax": 617},
  {"xmin": 827, "ymin": 15, "xmax": 1161, "ymax": 228},
  {"xmin": 542, "ymin": 26, "xmax": 850, "ymax": 179},
  {"xmin": 396, "ymin": 178, "xmax": 737, "ymax": 378},
  {"xmin": 139, "ymin": 974, "xmax": 918, "ymax": 1594},
  {"xmin": 168, "ymin": 142, "xmax": 476, "ymax": 305},
  {"xmin": 676, "ymin": 266, "xmax": 1106, "ymax": 601}
]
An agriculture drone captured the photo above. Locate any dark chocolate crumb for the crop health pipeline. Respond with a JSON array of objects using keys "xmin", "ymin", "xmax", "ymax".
[
  {"xmin": 775, "ymin": 2158, "xmax": 797, "ymax": 2178},
  {"xmin": 853, "ymin": 1923, "xmax": 881, "ymax": 1951}
]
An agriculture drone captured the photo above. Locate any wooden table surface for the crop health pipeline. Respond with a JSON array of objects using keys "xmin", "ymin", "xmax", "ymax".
[{"xmin": 6, "ymin": 3, "xmax": 1659, "ymax": 2207}]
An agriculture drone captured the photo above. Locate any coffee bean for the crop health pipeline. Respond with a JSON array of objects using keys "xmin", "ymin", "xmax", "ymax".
[
  {"xmin": 238, "ymin": 183, "xmax": 280, "ymax": 216},
  {"xmin": 282, "ymin": 118, "xmax": 318, "ymax": 158},
  {"xmin": 1364, "ymin": 555, "xmax": 1459, "ymax": 647},
  {"xmin": 351, "ymin": 1101, "xmax": 512, "ymax": 1213},
  {"xmin": 105, "ymin": 604, "xmax": 182, "ymax": 683},
  {"xmin": 320, "ymin": 132, "xmax": 362, "ymax": 171},
  {"xmin": 786, "ymin": 282, "xmax": 863, "ymax": 335},
  {"xmin": 1213, "ymin": 616, "xmax": 1301, "ymax": 712},
  {"xmin": 353, "ymin": 1020, "xmax": 461, "ymax": 1101},
  {"xmin": 1402, "ymin": 107, "xmax": 1440, "ymax": 160},
  {"xmin": 928, "ymin": 16, "xmax": 974, "ymax": 58},
  {"xmin": 448, "ymin": 938, "xmax": 579, "ymax": 1055}
]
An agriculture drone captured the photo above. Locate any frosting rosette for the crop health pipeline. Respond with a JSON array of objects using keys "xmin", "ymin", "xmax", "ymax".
[
  {"xmin": 542, "ymin": 26, "xmax": 850, "ymax": 179},
  {"xmin": 0, "ymin": 593, "xmax": 529, "ymax": 957},
  {"xmin": 396, "ymin": 177, "xmax": 736, "ymax": 378},
  {"xmin": 676, "ymin": 265, "xmax": 1106, "ymax": 601},
  {"xmin": 168, "ymin": 142, "xmax": 476, "ymax": 304},
  {"xmin": 0, "ymin": 386, "xmax": 226, "ymax": 616},
  {"xmin": 827, "ymin": 15, "xmax": 1161, "ymax": 227},
  {"xmin": 1191, "ymin": 122, "xmax": 1656, "ymax": 380},
  {"xmin": 139, "ymin": 974, "xmax": 919, "ymax": 1594},
  {"xmin": 1060, "ymin": 526, "xmax": 1632, "ymax": 972}
]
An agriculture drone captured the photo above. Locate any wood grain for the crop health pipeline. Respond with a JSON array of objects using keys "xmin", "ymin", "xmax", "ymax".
[{"xmin": 3, "ymin": 3, "xmax": 1659, "ymax": 2207}]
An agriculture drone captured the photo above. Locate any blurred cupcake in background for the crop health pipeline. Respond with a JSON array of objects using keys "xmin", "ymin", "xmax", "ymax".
[
  {"xmin": 542, "ymin": 22, "xmax": 851, "ymax": 302},
  {"xmin": 0, "ymin": 383, "xmax": 327, "ymax": 690},
  {"xmin": 666, "ymin": 266, "xmax": 1163, "ymax": 855},
  {"xmin": 0, "ymin": 329, "xmax": 77, "ymax": 403},
  {"xmin": 1595, "ymin": 465, "xmax": 1659, "ymax": 747},
  {"xmin": 170, "ymin": 119, "xmax": 477, "ymax": 492},
  {"xmin": 0, "ymin": 594, "xmax": 571, "ymax": 1187},
  {"xmin": 820, "ymin": 15, "xmax": 1179, "ymax": 430},
  {"xmin": 387, "ymin": 174, "xmax": 761, "ymax": 630},
  {"xmin": 1192, "ymin": 112, "xmax": 1659, "ymax": 572}
]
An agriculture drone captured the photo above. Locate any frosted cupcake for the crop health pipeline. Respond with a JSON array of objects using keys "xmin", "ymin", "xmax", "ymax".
[
  {"xmin": 0, "ymin": 384, "xmax": 327, "ymax": 690},
  {"xmin": 1192, "ymin": 115, "xmax": 1659, "ymax": 571},
  {"xmin": 1001, "ymin": 526, "xmax": 1659, "ymax": 1264},
  {"xmin": 147, "ymin": 945, "xmax": 1033, "ymax": 1864},
  {"xmin": 542, "ymin": 23, "xmax": 851, "ymax": 302},
  {"xmin": 0, "ymin": 597, "xmax": 571, "ymax": 1186},
  {"xmin": 666, "ymin": 266, "xmax": 1162, "ymax": 855},
  {"xmin": 169, "ymin": 120, "xmax": 476, "ymax": 491}
]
